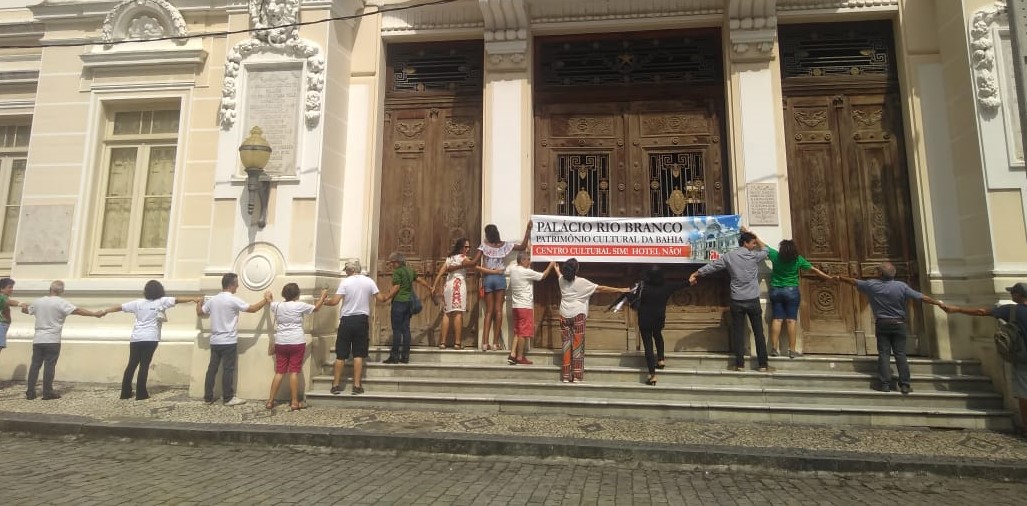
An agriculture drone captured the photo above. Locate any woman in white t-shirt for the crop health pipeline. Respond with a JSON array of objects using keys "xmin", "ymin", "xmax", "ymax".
[
  {"xmin": 99, "ymin": 280, "xmax": 202, "ymax": 400},
  {"xmin": 266, "ymin": 283, "xmax": 328, "ymax": 410},
  {"xmin": 555, "ymin": 259, "xmax": 629, "ymax": 383}
]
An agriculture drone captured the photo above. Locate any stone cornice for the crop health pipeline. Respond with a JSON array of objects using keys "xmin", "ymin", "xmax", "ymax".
[
  {"xmin": 30, "ymin": 0, "xmax": 233, "ymax": 21},
  {"xmin": 776, "ymin": 0, "xmax": 899, "ymax": 12},
  {"xmin": 727, "ymin": 0, "xmax": 777, "ymax": 62}
]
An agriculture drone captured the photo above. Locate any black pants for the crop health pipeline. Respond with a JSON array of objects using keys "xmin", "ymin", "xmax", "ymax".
[
  {"xmin": 204, "ymin": 344, "xmax": 238, "ymax": 403},
  {"xmin": 730, "ymin": 298, "xmax": 769, "ymax": 368},
  {"xmin": 27, "ymin": 343, "xmax": 61, "ymax": 396},
  {"xmin": 122, "ymin": 341, "xmax": 159, "ymax": 399},
  {"xmin": 638, "ymin": 314, "xmax": 666, "ymax": 376}
]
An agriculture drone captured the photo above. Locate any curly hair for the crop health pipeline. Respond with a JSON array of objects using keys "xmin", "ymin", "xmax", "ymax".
[{"xmin": 778, "ymin": 240, "xmax": 799, "ymax": 263}]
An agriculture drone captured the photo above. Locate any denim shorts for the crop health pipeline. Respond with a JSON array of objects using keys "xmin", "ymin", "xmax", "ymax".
[
  {"xmin": 769, "ymin": 286, "xmax": 801, "ymax": 320},
  {"xmin": 482, "ymin": 273, "xmax": 507, "ymax": 293}
]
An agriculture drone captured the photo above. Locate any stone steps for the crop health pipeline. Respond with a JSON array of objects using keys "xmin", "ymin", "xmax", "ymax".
[
  {"xmin": 309, "ymin": 376, "xmax": 1003, "ymax": 410},
  {"xmin": 342, "ymin": 363, "xmax": 996, "ymax": 392},
  {"xmin": 308, "ymin": 347, "xmax": 1011, "ymax": 430}
]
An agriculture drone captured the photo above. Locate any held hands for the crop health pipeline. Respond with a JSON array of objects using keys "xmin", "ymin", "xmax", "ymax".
[
  {"xmin": 688, "ymin": 272, "xmax": 700, "ymax": 286},
  {"xmin": 263, "ymin": 290, "xmax": 273, "ymax": 302}
]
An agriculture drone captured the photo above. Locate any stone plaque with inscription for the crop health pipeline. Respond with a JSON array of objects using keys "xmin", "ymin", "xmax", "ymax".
[
  {"xmin": 746, "ymin": 182, "xmax": 779, "ymax": 226},
  {"xmin": 244, "ymin": 65, "xmax": 302, "ymax": 176},
  {"xmin": 16, "ymin": 205, "xmax": 74, "ymax": 263}
]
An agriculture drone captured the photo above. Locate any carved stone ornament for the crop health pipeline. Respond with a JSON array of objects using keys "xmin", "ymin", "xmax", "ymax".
[
  {"xmin": 727, "ymin": 0, "xmax": 777, "ymax": 60},
  {"xmin": 101, "ymin": 0, "xmax": 189, "ymax": 46},
  {"xmin": 969, "ymin": 1, "xmax": 1007, "ymax": 111},
  {"xmin": 219, "ymin": 0, "xmax": 324, "ymax": 130}
]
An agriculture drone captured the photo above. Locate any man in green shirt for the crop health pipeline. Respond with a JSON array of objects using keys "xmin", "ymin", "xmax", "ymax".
[{"xmin": 381, "ymin": 252, "xmax": 433, "ymax": 364}]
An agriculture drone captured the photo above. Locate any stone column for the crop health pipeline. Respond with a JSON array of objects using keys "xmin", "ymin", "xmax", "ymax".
[
  {"xmin": 725, "ymin": 0, "xmax": 788, "ymax": 246},
  {"xmin": 479, "ymin": 0, "xmax": 532, "ymax": 349}
]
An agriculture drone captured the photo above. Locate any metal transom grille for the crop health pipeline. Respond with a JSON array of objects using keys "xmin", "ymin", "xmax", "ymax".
[
  {"xmin": 779, "ymin": 22, "xmax": 895, "ymax": 80},
  {"xmin": 537, "ymin": 34, "xmax": 721, "ymax": 88},
  {"xmin": 557, "ymin": 153, "xmax": 609, "ymax": 217},
  {"xmin": 387, "ymin": 43, "xmax": 483, "ymax": 94},
  {"xmin": 649, "ymin": 151, "xmax": 706, "ymax": 217}
]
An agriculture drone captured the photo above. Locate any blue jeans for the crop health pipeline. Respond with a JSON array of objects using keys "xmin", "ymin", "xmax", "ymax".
[
  {"xmin": 876, "ymin": 322, "xmax": 910, "ymax": 388},
  {"xmin": 390, "ymin": 300, "xmax": 413, "ymax": 361},
  {"xmin": 204, "ymin": 344, "xmax": 238, "ymax": 402},
  {"xmin": 730, "ymin": 298, "xmax": 769, "ymax": 368},
  {"xmin": 769, "ymin": 286, "xmax": 801, "ymax": 320}
]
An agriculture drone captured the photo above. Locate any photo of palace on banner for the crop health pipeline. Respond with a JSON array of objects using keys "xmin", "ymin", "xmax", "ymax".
[{"xmin": 530, "ymin": 215, "xmax": 742, "ymax": 264}]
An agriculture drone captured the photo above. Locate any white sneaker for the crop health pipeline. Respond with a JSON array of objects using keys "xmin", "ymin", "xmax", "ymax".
[{"xmin": 224, "ymin": 397, "xmax": 247, "ymax": 406}]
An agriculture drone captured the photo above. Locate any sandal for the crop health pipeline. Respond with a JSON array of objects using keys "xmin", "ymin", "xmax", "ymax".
[
  {"xmin": 264, "ymin": 400, "xmax": 275, "ymax": 410},
  {"xmin": 289, "ymin": 403, "xmax": 306, "ymax": 411},
  {"xmin": 656, "ymin": 361, "xmax": 666, "ymax": 370},
  {"xmin": 646, "ymin": 376, "xmax": 658, "ymax": 386},
  {"xmin": 454, "ymin": 344, "xmax": 463, "ymax": 350},
  {"xmin": 438, "ymin": 344, "xmax": 447, "ymax": 350},
  {"xmin": 482, "ymin": 344, "xmax": 491, "ymax": 352}
]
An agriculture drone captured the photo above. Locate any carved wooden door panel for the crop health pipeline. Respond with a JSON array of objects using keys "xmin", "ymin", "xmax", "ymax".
[
  {"xmin": 784, "ymin": 93, "xmax": 919, "ymax": 355},
  {"xmin": 533, "ymin": 101, "xmax": 731, "ymax": 351},
  {"xmin": 376, "ymin": 103, "xmax": 482, "ymax": 346}
]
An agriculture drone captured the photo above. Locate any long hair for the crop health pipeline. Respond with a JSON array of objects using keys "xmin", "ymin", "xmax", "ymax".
[
  {"xmin": 562, "ymin": 258, "xmax": 579, "ymax": 282},
  {"xmin": 143, "ymin": 280, "xmax": 165, "ymax": 300},
  {"xmin": 449, "ymin": 237, "xmax": 468, "ymax": 256},
  {"xmin": 778, "ymin": 240, "xmax": 799, "ymax": 263},
  {"xmin": 642, "ymin": 265, "xmax": 664, "ymax": 286},
  {"xmin": 484, "ymin": 224, "xmax": 501, "ymax": 244}
]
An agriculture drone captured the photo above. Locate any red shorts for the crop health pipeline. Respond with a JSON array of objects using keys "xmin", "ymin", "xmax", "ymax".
[
  {"xmin": 513, "ymin": 308, "xmax": 535, "ymax": 338},
  {"xmin": 274, "ymin": 344, "xmax": 306, "ymax": 373}
]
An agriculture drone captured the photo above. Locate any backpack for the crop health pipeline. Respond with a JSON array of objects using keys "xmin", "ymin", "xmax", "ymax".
[{"xmin": 995, "ymin": 306, "xmax": 1026, "ymax": 363}]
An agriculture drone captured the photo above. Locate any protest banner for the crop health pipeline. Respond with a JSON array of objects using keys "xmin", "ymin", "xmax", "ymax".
[{"xmin": 530, "ymin": 214, "xmax": 742, "ymax": 264}]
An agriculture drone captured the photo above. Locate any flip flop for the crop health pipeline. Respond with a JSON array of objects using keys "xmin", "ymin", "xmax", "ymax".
[{"xmin": 264, "ymin": 400, "xmax": 275, "ymax": 410}]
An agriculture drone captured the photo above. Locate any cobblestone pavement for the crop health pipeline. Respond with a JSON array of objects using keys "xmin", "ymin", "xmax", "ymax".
[
  {"xmin": 0, "ymin": 383, "xmax": 1025, "ymax": 465},
  {"xmin": 0, "ymin": 433, "xmax": 1025, "ymax": 506}
]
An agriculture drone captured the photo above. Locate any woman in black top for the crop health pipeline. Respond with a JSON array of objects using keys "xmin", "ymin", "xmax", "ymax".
[{"xmin": 635, "ymin": 266, "xmax": 689, "ymax": 386}]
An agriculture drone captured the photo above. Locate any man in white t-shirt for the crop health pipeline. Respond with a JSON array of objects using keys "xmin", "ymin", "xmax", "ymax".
[
  {"xmin": 196, "ymin": 273, "xmax": 272, "ymax": 406},
  {"xmin": 22, "ymin": 280, "xmax": 102, "ymax": 400},
  {"xmin": 502, "ymin": 252, "xmax": 555, "ymax": 365},
  {"xmin": 324, "ymin": 260, "xmax": 387, "ymax": 395}
]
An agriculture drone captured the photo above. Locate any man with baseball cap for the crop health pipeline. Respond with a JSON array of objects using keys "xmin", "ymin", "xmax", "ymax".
[
  {"xmin": 944, "ymin": 282, "xmax": 1027, "ymax": 430},
  {"xmin": 324, "ymin": 260, "xmax": 387, "ymax": 395}
]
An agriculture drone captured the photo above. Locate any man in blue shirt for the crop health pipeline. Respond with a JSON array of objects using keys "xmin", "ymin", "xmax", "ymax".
[
  {"xmin": 838, "ymin": 263, "xmax": 945, "ymax": 394},
  {"xmin": 943, "ymin": 282, "xmax": 1027, "ymax": 430}
]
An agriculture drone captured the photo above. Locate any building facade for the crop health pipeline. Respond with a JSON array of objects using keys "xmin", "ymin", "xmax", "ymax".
[{"xmin": 0, "ymin": 0, "xmax": 1023, "ymax": 402}]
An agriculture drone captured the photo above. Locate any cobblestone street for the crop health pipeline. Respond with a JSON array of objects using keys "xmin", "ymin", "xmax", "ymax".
[{"xmin": 0, "ymin": 434, "xmax": 1025, "ymax": 505}]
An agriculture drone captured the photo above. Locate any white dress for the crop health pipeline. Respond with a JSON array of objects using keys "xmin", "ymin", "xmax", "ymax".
[{"xmin": 443, "ymin": 254, "xmax": 468, "ymax": 313}]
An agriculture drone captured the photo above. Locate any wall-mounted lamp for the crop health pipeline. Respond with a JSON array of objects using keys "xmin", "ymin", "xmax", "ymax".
[{"xmin": 239, "ymin": 126, "xmax": 272, "ymax": 228}]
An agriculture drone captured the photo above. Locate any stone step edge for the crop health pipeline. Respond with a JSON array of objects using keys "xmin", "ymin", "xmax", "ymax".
[
  {"xmin": 313, "ymin": 363, "xmax": 994, "ymax": 381},
  {"xmin": 356, "ymin": 348, "xmax": 984, "ymax": 365},
  {"xmin": 308, "ymin": 377, "xmax": 1003, "ymax": 399},
  {"xmin": 304, "ymin": 391, "xmax": 1011, "ymax": 417}
]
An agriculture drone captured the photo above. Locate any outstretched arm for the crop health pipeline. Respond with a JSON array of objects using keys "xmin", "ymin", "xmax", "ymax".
[
  {"xmin": 244, "ymin": 290, "xmax": 273, "ymax": 313},
  {"xmin": 541, "ymin": 261, "xmax": 556, "ymax": 278},
  {"xmin": 806, "ymin": 266, "xmax": 833, "ymax": 281},
  {"xmin": 512, "ymin": 221, "xmax": 532, "ymax": 251},
  {"xmin": 920, "ymin": 294, "xmax": 945, "ymax": 308},
  {"xmin": 174, "ymin": 296, "xmax": 204, "ymax": 305},
  {"xmin": 73, "ymin": 307, "xmax": 103, "ymax": 318},
  {"xmin": 596, "ymin": 285, "xmax": 630, "ymax": 294},
  {"xmin": 943, "ymin": 304, "xmax": 992, "ymax": 317},
  {"xmin": 312, "ymin": 289, "xmax": 329, "ymax": 311},
  {"xmin": 837, "ymin": 276, "xmax": 859, "ymax": 286}
]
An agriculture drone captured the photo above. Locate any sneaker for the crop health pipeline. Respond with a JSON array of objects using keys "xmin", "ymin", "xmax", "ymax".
[
  {"xmin": 871, "ymin": 383, "xmax": 891, "ymax": 393},
  {"xmin": 899, "ymin": 384, "xmax": 912, "ymax": 395},
  {"xmin": 516, "ymin": 357, "xmax": 534, "ymax": 365},
  {"xmin": 757, "ymin": 366, "xmax": 776, "ymax": 373},
  {"xmin": 769, "ymin": 348, "xmax": 779, "ymax": 357},
  {"xmin": 726, "ymin": 365, "xmax": 741, "ymax": 372},
  {"xmin": 399, "ymin": 358, "xmax": 409, "ymax": 364},
  {"xmin": 789, "ymin": 350, "xmax": 803, "ymax": 359},
  {"xmin": 224, "ymin": 397, "xmax": 247, "ymax": 406},
  {"xmin": 41, "ymin": 393, "xmax": 61, "ymax": 400},
  {"xmin": 204, "ymin": 398, "xmax": 216, "ymax": 405},
  {"xmin": 507, "ymin": 355, "xmax": 518, "ymax": 365},
  {"xmin": 25, "ymin": 392, "xmax": 36, "ymax": 400},
  {"xmin": 352, "ymin": 386, "xmax": 364, "ymax": 395},
  {"xmin": 330, "ymin": 384, "xmax": 342, "ymax": 395},
  {"xmin": 561, "ymin": 378, "xmax": 571, "ymax": 383},
  {"xmin": 382, "ymin": 358, "xmax": 399, "ymax": 364}
]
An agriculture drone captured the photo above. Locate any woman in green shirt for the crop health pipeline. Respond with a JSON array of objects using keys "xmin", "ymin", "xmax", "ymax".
[{"xmin": 763, "ymin": 239, "xmax": 832, "ymax": 358}]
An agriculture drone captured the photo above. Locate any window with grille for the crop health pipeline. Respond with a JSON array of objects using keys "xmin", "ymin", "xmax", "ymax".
[
  {"xmin": 557, "ymin": 153, "xmax": 610, "ymax": 217},
  {"xmin": 0, "ymin": 121, "xmax": 29, "ymax": 272},
  {"xmin": 649, "ymin": 151, "xmax": 706, "ymax": 217},
  {"xmin": 92, "ymin": 107, "xmax": 179, "ymax": 275}
]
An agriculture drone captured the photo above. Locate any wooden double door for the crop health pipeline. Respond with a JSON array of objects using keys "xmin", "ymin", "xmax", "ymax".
[
  {"xmin": 375, "ymin": 99, "xmax": 483, "ymax": 346},
  {"xmin": 532, "ymin": 99, "xmax": 732, "ymax": 351},
  {"xmin": 784, "ymin": 91, "xmax": 920, "ymax": 355}
]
